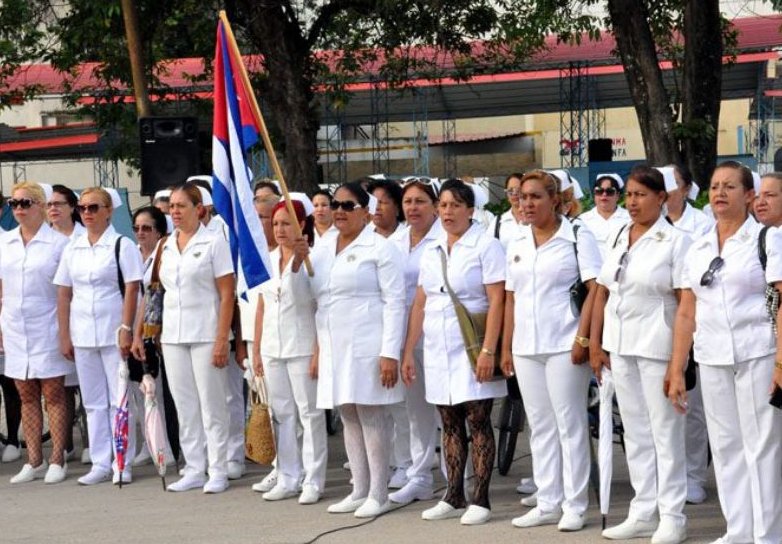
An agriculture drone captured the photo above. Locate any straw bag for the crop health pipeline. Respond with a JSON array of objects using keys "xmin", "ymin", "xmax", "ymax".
[{"xmin": 245, "ymin": 377, "xmax": 276, "ymax": 465}]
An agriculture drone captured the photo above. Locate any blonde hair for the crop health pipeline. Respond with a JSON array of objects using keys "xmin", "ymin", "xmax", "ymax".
[
  {"xmin": 80, "ymin": 187, "xmax": 113, "ymax": 209},
  {"xmin": 561, "ymin": 187, "xmax": 582, "ymax": 218},
  {"xmin": 520, "ymin": 170, "xmax": 564, "ymax": 214},
  {"xmin": 11, "ymin": 181, "xmax": 46, "ymax": 204}
]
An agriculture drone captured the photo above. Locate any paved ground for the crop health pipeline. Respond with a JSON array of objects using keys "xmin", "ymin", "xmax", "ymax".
[{"xmin": 0, "ymin": 419, "xmax": 726, "ymax": 544}]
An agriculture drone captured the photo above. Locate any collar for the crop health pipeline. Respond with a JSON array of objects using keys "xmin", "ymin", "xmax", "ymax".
[
  {"xmin": 632, "ymin": 214, "xmax": 676, "ymax": 246},
  {"xmin": 694, "ymin": 214, "xmax": 759, "ymax": 251},
  {"xmin": 72, "ymin": 224, "xmax": 117, "ymax": 248},
  {"xmin": 435, "ymin": 221, "xmax": 484, "ymax": 251},
  {"xmin": 164, "ymin": 223, "xmax": 212, "ymax": 252},
  {"xmin": 553, "ymin": 216, "xmax": 578, "ymax": 244},
  {"xmin": 8, "ymin": 222, "xmax": 58, "ymax": 245}
]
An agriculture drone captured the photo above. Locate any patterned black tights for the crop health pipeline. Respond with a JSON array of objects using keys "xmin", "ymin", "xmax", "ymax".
[
  {"xmin": 437, "ymin": 399, "xmax": 495, "ymax": 509},
  {"xmin": 15, "ymin": 377, "xmax": 67, "ymax": 467}
]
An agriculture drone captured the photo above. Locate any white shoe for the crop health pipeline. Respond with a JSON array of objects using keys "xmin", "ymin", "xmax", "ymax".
[
  {"xmin": 77, "ymin": 468, "xmax": 112, "ymax": 486},
  {"xmin": 389, "ymin": 481, "xmax": 435, "ymax": 504},
  {"xmin": 602, "ymin": 517, "xmax": 658, "ymax": 540},
  {"xmin": 10, "ymin": 462, "xmax": 48, "ymax": 484},
  {"xmin": 516, "ymin": 476, "xmax": 537, "ymax": 494},
  {"xmin": 64, "ymin": 449, "xmax": 76, "ymax": 463},
  {"xmin": 2, "ymin": 444, "xmax": 21, "ymax": 463},
  {"xmin": 461, "ymin": 505, "xmax": 491, "ymax": 525},
  {"xmin": 80, "ymin": 448, "xmax": 91, "ymax": 465},
  {"xmin": 388, "ymin": 466, "xmax": 409, "ymax": 489},
  {"xmin": 342, "ymin": 461, "xmax": 351, "ymax": 470},
  {"xmin": 132, "ymin": 448, "xmax": 152, "ymax": 467},
  {"xmin": 227, "ymin": 461, "xmax": 246, "ymax": 480},
  {"xmin": 328, "ymin": 495, "xmax": 366, "ymax": 514},
  {"xmin": 44, "ymin": 463, "xmax": 67, "ymax": 484},
  {"xmin": 203, "ymin": 476, "xmax": 229, "ymax": 494},
  {"xmin": 512, "ymin": 507, "xmax": 561, "ymax": 528},
  {"xmin": 686, "ymin": 482, "xmax": 706, "ymax": 504},
  {"xmin": 298, "ymin": 484, "xmax": 321, "ymax": 505},
  {"xmin": 520, "ymin": 493, "xmax": 537, "ymax": 507},
  {"xmin": 354, "ymin": 498, "xmax": 392, "ymax": 518},
  {"xmin": 422, "ymin": 501, "xmax": 465, "ymax": 521},
  {"xmin": 112, "ymin": 471, "xmax": 132, "ymax": 485},
  {"xmin": 651, "ymin": 518, "xmax": 687, "ymax": 544},
  {"xmin": 558, "ymin": 511, "xmax": 585, "ymax": 532},
  {"xmin": 167, "ymin": 474, "xmax": 207, "ymax": 492},
  {"xmin": 263, "ymin": 483, "xmax": 298, "ymax": 501},
  {"xmin": 707, "ymin": 537, "xmax": 730, "ymax": 544},
  {"xmin": 252, "ymin": 470, "xmax": 278, "ymax": 493}
]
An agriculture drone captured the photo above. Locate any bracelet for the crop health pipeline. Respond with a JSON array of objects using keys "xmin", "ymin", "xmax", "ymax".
[
  {"xmin": 776, "ymin": 361, "xmax": 782, "ymax": 371},
  {"xmin": 481, "ymin": 347, "xmax": 494, "ymax": 356},
  {"xmin": 574, "ymin": 335, "xmax": 590, "ymax": 348},
  {"xmin": 119, "ymin": 324, "xmax": 132, "ymax": 333}
]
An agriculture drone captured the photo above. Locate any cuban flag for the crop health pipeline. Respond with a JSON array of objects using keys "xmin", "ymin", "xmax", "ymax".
[{"xmin": 212, "ymin": 19, "xmax": 272, "ymax": 296}]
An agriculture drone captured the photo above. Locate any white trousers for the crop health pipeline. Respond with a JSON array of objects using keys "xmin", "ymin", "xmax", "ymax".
[
  {"xmin": 340, "ymin": 403, "xmax": 391, "ymax": 503},
  {"xmin": 225, "ymin": 356, "xmax": 246, "ymax": 465},
  {"xmin": 612, "ymin": 354, "xmax": 687, "ymax": 523},
  {"xmin": 684, "ymin": 372, "xmax": 709, "ymax": 487},
  {"xmin": 700, "ymin": 357, "xmax": 782, "ymax": 544},
  {"xmin": 265, "ymin": 356, "xmax": 327, "ymax": 491},
  {"xmin": 403, "ymin": 348, "xmax": 438, "ymax": 486},
  {"xmin": 74, "ymin": 346, "xmax": 136, "ymax": 476},
  {"xmin": 162, "ymin": 343, "xmax": 229, "ymax": 480},
  {"xmin": 389, "ymin": 401, "xmax": 412, "ymax": 469},
  {"xmin": 514, "ymin": 352, "xmax": 591, "ymax": 515}
]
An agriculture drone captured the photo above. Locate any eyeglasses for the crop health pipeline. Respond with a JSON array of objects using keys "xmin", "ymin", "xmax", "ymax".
[
  {"xmin": 402, "ymin": 177, "xmax": 439, "ymax": 197},
  {"xmin": 132, "ymin": 224, "xmax": 155, "ymax": 233},
  {"xmin": 46, "ymin": 201, "xmax": 69, "ymax": 209},
  {"xmin": 505, "ymin": 188, "xmax": 521, "ymax": 197},
  {"xmin": 614, "ymin": 251, "xmax": 629, "ymax": 282},
  {"xmin": 76, "ymin": 204, "xmax": 108, "ymax": 214},
  {"xmin": 595, "ymin": 187, "xmax": 618, "ymax": 197},
  {"xmin": 329, "ymin": 200, "xmax": 364, "ymax": 212},
  {"xmin": 8, "ymin": 198, "xmax": 35, "ymax": 210},
  {"xmin": 700, "ymin": 256, "xmax": 724, "ymax": 287}
]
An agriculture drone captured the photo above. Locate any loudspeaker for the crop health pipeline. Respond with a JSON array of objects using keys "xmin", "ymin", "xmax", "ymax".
[
  {"xmin": 588, "ymin": 138, "xmax": 613, "ymax": 162},
  {"xmin": 139, "ymin": 117, "xmax": 200, "ymax": 196},
  {"xmin": 774, "ymin": 147, "xmax": 782, "ymax": 172}
]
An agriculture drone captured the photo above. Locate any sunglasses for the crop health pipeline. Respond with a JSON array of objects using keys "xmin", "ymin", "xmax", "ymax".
[
  {"xmin": 46, "ymin": 201, "xmax": 69, "ymax": 209},
  {"xmin": 329, "ymin": 200, "xmax": 364, "ymax": 212},
  {"xmin": 595, "ymin": 187, "xmax": 618, "ymax": 197},
  {"xmin": 614, "ymin": 251, "xmax": 629, "ymax": 282},
  {"xmin": 132, "ymin": 224, "xmax": 155, "ymax": 233},
  {"xmin": 8, "ymin": 198, "xmax": 35, "ymax": 210},
  {"xmin": 76, "ymin": 203, "xmax": 108, "ymax": 214},
  {"xmin": 700, "ymin": 256, "xmax": 724, "ymax": 287}
]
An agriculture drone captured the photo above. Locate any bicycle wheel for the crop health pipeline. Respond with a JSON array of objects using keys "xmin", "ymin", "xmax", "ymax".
[
  {"xmin": 496, "ymin": 397, "xmax": 524, "ymax": 476},
  {"xmin": 325, "ymin": 408, "xmax": 341, "ymax": 436}
]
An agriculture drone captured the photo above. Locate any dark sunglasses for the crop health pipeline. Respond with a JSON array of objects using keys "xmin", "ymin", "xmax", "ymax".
[
  {"xmin": 329, "ymin": 200, "xmax": 364, "ymax": 212},
  {"xmin": 76, "ymin": 203, "xmax": 107, "ymax": 214},
  {"xmin": 614, "ymin": 251, "xmax": 629, "ymax": 282},
  {"xmin": 7, "ymin": 198, "xmax": 35, "ymax": 210},
  {"xmin": 132, "ymin": 224, "xmax": 154, "ymax": 233},
  {"xmin": 700, "ymin": 256, "xmax": 724, "ymax": 287},
  {"xmin": 595, "ymin": 187, "xmax": 618, "ymax": 197}
]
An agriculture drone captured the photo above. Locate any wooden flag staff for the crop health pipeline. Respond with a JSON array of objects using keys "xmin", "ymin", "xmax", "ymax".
[{"xmin": 218, "ymin": 10, "xmax": 313, "ymax": 276}]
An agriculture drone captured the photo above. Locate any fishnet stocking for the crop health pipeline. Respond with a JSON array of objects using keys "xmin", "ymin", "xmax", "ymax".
[
  {"xmin": 41, "ymin": 378, "xmax": 67, "ymax": 466},
  {"xmin": 64, "ymin": 386, "xmax": 77, "ymax": 452},
  {"xmin": 15, "ymin": 378, "xmax": 67, "ymax": 467}
]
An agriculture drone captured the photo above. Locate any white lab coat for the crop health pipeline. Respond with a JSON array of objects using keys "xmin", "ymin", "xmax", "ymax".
[
  {"xmin": 418, "ymin": 222, "xmax": 507, "ymax": 405},
  {"xmin": 310, "ymin": 224, "xmax": 406, "ymax": 409},
  {"xmin": 579, "ymin": 206, "xmax": 630, "ymax": 259},
  {"xmin": 54, "ymin": 225, "xmax": 144, "ymax": 348},
  {"xmin": 259, "ymin": 247, "xmax": 316, "ymax": 359},
  {"xmin": 0, "ymin": 223, "xmax": 71, "ymax": 380},
  {"xmin": 312, "ymin": 225, "xmax": 338, "ymax": 247},
  {"xmin": 390, "ymin": 219, "xmax": 444, "ymax": 307},
  {"xmin": 158, "ymin": 224, "xmax": 234, "ymax": 345},
  {"xmin": 597, "ymin": 215, "xmax": 692, "ymax": 360}
]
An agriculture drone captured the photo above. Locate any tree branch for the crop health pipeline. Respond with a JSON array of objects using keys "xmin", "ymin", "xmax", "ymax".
[{"xmin": 306, "ymin": 0, "xmax": 375, "ymax": 48}]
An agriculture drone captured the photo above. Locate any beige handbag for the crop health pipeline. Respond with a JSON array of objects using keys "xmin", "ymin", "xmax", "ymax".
[{"xmin": 245, "ymin": 377, "xmax": 276, "ymax": 465}]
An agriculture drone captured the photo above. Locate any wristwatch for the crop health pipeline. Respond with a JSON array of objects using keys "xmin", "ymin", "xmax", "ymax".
[{"xmin": 574, "ymin": 335, "xmax": 590, "ymax": 348}]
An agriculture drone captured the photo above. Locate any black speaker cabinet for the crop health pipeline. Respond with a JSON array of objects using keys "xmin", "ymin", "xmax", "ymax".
[
  {"xmin": 588, "ymin": 138, "xmax": 613, "ymax": 162},
  {"xmin": 139, "ymin": 117, "xmax": 200, "ymax": 196}
]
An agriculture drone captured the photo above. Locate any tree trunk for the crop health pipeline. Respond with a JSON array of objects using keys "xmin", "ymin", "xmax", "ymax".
[
  {"xmin": 235, "ymin": 1, "xmax": 320, "ymax": 193},
  {"xmin": 607, "ymin": 0, "xmax": 680, "ymax": 166},
  {"xmin": 120, "ymin": 0, "xmax": 152, "ymax": 118},
  {"xmin": 682, "ymin": 0, "xmax": 722, "ymax": 188}
]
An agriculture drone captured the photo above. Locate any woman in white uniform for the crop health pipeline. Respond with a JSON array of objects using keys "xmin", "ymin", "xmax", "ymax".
[
  {"xmin": 388, "ymin": 180, "xmax": 441, "ymax": 505},
  {"xmin": 253, "ymin": 200, "xmax": 326, "ymax": 505},
  {"xmin": 2, "ymin": 182, "xmax": 71, "ymax": 484},
  {"xmin": 47, "ymin": 184, "xmax": 85, "ymax": 462},
  {"xmin": 667, "ymin": 161, "xmax": 782, "ymax": 544},
  {"xmin": 754, "ymin": 172, "xmax": 782, "ymax": 228},
  {"xmin": 312, "ymin": 189, "xmax": 337, "ymax": 245},
  {"xmin": 487, "ymin": 173, "xmax": 526, "ymax": 249},
  {"xmin": 402, "ymin": 179, "xmax": 506, "ymax": 526},
  {"xmin": 310, "ymin": 181, "xmax": 406, "ymax": 518},
  {"xmin": 55, "ymin": 187, "xmax": 143, "ymax": 485},
  {"xmin": 579, "ymin": 173, "xmax": 630, "ymax": 259},
  {"xmin": 591, "ymin": 166, "xmax": 690, "ymax": 543},
  {"xmin": 154, "ymin": 183, "xmax": 235, "ymax": 494},
  {"xmin": 502, "ymin": 170, "xmax": 601, "ymax": 532}
]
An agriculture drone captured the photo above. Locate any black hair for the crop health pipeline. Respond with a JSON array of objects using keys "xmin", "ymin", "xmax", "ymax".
[
  {"xmin": 627, "ymin": 165, "xmax": 666, "ymax": 194},
  {"xmin": 133, "ymin": 206, "xmax": 168, "ymax": 237},
  {"xmin": 335, "ymin": 181, "xmax": 370, "ymax": 207},
  {"xmin": 190, "ymin": 178, "xmax": 212, "ymax": 194},
  {"xmin": 439, "ymin": 178, "xmax": 475, "ymax": 208},
  {"xmin": 595, "ymin": 175, "xmax": 623, "ymax": 193},
  {"xmin": 52, "ymin": 184, "xmax": 82, "ymax": 225},
  {"xmin": 366, "ymin": 179, "xmax": 405, "ymax": 223},
  {"xmin": 254, "ymin": 180, "xmax": 281, "ymax": 196},
  {"xmin": 670, "ymin": 164, "xmax": 694, "ymax": 189},
  {"xmin": 311, "ymin": 189, "xmax": 332, "ymax": 203},
  {"xmin": 505, "ymin": 173, "xmax": 525, "ymax": 187},
  {"xmin": 714, "ymin": 160, "xmax": 754, "ymax": 191}
]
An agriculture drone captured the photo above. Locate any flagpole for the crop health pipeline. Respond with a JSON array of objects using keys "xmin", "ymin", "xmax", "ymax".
[{"xmin": 218, "ymin": 10, "xmax": 313, "ymax": 276}]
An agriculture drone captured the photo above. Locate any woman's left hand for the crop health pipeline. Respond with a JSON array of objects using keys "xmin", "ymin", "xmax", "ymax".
[
  {"xmin": 212, "ymin": 337, "xmax": 230, "ymax": 368},
  {"xmin": 379, "ymin": 356, "xmax": 398, "ymax": 388},
  {"xmin": 475, "ymin": 352, "xmax": 495, "ymax": 383},
  {"xmin": 118, "ymin": 329, "xmax": 132, "ymax": 359},
  {"xmin": 235, "ymin": 341, "xmax": 248, "ymax": 367},
  {"xmin": 571, "ymin": 343, "xmax": 589, "ymax": 365}
]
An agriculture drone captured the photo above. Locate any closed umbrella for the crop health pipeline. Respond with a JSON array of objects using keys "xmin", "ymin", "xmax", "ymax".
[
  {"xmin": 143, "ymin": 386, "xmax": 169, "ymax": 491},
  {"xmin": 113, "ymin": 357, "xmax": 131, "ymax": 489},
  {"xmin": 598, "ymin": 368, "xmax": 616, "ymax": 529}
]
